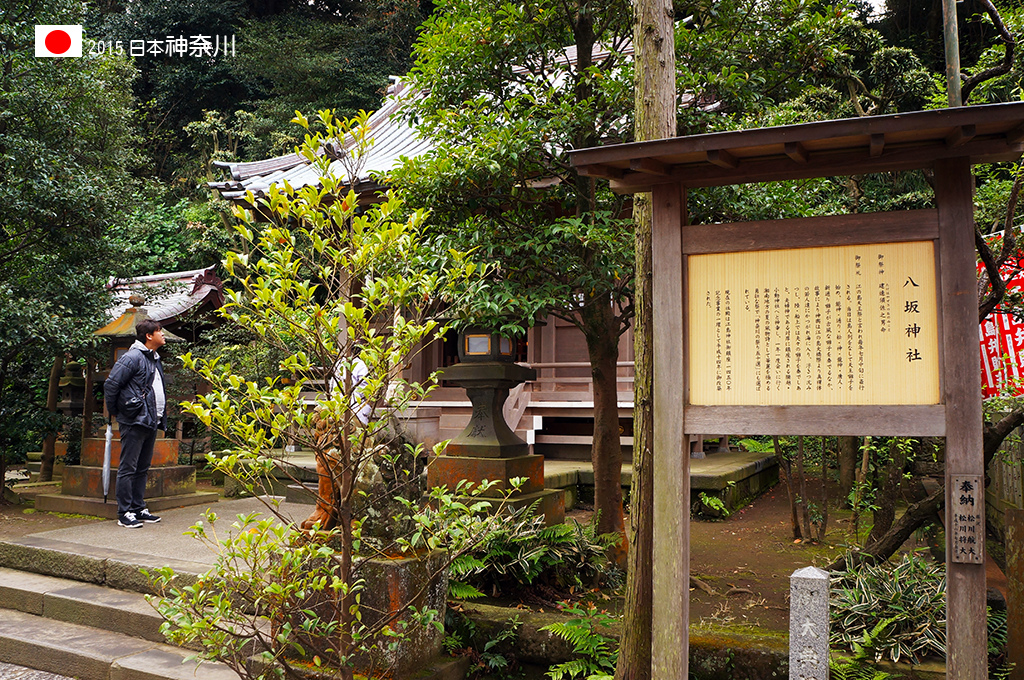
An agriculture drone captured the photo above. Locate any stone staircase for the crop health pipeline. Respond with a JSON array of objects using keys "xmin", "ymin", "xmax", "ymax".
[
  {"xmin": 0, "ymin": 534, "xmax": 470, "ymax": 680},
  {"xmin": 0, "ymin": 566, "xmax": 236, "ymax": 680}
]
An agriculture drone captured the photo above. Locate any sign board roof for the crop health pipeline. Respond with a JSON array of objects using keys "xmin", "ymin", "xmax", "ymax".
[{"xmin": 569, "ymin": 102, "xmax": 1024, "ymax": 191}]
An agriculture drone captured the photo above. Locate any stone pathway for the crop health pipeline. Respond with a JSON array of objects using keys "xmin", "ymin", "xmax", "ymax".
[{"xmin": 0, "ymin": 663, "xmax": 71, "ymax": 680}]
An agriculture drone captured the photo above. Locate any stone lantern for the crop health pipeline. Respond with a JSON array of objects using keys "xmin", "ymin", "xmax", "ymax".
[{"xmin": 426, "ymin": 327, "xmax": 564, "ymax": 523}]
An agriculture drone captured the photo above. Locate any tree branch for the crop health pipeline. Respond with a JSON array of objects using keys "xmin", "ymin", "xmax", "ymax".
[
  {"xmin": 977, "ymin": 225, "xmax": 1006, "ymax": 323},
  {"xmin": 962, "ymin": 0, "xmax": 1016, "ymax": 103}
]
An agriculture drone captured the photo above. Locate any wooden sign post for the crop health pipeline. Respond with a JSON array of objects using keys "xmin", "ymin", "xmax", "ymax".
[{"xmin": 571, "ymin": 103, "xmax": 1024, "ymax": 680}]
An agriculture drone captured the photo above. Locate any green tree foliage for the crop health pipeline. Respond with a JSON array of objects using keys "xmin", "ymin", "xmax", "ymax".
[
  {"xmin": 671, "ymin": 0, "xmax": 941, "ymax": 227},
  {"xmin": 394, "ymin": 0, "xmax": 636, "ymax": 543},
  {"xmin": 90, "ymin": 0, "xmax": 424, "ymax": 182},
  {"xmin": 107, "ymin": 195, "xmax": 235, "ymax": 275},
  {"xmin": 0, "ymin": 0, "xmax": 140, "ymax": 476}
]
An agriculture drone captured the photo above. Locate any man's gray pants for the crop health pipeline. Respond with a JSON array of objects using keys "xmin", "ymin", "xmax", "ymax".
[{"xmin": 116, "ymin": 424, "xmax": 157, "ymax": 516}]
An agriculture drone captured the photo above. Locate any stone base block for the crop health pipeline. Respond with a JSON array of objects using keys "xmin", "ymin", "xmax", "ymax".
[
  {"xmin": 427, "ymin": 454, "xmax": 544, "ymax": 496},
  {"xmin": 357, "ymin": 551, "xmax": 447, "ymax": 675},
  {"xmin": 3, "ymin": 482, "xmax": 61, "ymax": 505},
  {"xmin": 443, "ymin": 440, "xmax": 530, "ymax": 459},
  {"xmin": 61, "ymin": 465, "xmax": 197, "ymax": 499},
  {"xmin": 34, "ymin": 491, "xmax": 219, "ymax": 519},
  {"xmin": 28, "ymin": 462, "xmax": 63, "ymax": 482},
  {"xmin": 80, "ymin": 437, "xmax": 179, "ymax": 467}
]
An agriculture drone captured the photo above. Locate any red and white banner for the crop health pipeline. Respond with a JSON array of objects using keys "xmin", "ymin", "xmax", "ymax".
[{"xmin": 978, "ymin": 237, "xmax": 1024, "ymax": 397}]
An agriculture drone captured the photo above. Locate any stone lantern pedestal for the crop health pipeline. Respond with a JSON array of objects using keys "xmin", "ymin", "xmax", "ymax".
[{"xmin": 426, "ymin": 361, "xmax": 564, "ymax": 524}]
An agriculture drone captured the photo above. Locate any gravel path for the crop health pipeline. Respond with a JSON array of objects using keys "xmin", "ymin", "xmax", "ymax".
[{"xmin": 0, "ymin": 663, "xmax": 72, "ymax": 680}]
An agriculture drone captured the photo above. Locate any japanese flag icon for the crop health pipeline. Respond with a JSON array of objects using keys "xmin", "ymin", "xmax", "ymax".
[{"xmin": 35, "ymin": 25, "xmax": 83, "ymax": 57}]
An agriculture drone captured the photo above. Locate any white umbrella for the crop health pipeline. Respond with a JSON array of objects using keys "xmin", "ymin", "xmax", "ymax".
[{"xmin": 102, "ymin": 420, "xmax": 113, "ymax": 503}]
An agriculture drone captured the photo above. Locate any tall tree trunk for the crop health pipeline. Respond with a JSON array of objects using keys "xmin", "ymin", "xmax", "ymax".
[
  {"xmin": 838, "ymin": 435, "xmax": 858, "ymax": 506},
  {"xmin": 39, "ymin": 354, "xmax": 63, "ymax": 482},
  {"xmin": 796, "ymin": 436, "xmax": 812, "ymax": 540},
  {"xmin": 616, "ymin": 0, "xmax": 673, "ymax": 673},
  {"xmin": 773, "ymin": 436, "xmax": 801, "ymax": 540},
  {"xmin": 816, "ymin": 438, "xmax": 829, "ymax": 542},
  {"xmin": 616, "ymin": 198, "xmax": 655, "ymax": 680},
  {"xmin": 851, "ymin": 436, "xmax": 872, "ymax": 541},
  {"xmin": 868, "ymin": 438, "xmax": 909, "ymax": 546},
  {"xmin": 582, "ymin": 298, "xmax": 625, "ymax": 545}
]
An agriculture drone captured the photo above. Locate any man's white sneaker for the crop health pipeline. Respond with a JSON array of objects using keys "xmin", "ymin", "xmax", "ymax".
[{"xmin": 118, "ymin": 512, "xmax": 143, "ymax": 528}]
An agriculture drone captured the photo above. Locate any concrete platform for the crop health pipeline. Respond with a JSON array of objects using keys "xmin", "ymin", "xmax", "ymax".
[
  {"xmin": 4, "ymin": 452, "xmax": 777, "ymax": 585},
  {"xmin": 0, "ymin": 497, "xmax": 315, "ymax": 588},
  {"xmin": 275, "ymin": 450, "xmax": 776, "ymax": 512}
]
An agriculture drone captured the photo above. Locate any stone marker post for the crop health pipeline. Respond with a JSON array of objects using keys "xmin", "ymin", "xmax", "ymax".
[{"xmin": 790, "ymin": 566, "xmax": 830, "ymax": 680}]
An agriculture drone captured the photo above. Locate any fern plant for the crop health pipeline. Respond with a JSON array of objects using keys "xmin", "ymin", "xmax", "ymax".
[
  {"xmin": 540, "ymin": 602, "xmax": 619, "ymax": 680},
  {"xmin": 829, "ymin": 618, "xmax": 897, "ymax": 680}
]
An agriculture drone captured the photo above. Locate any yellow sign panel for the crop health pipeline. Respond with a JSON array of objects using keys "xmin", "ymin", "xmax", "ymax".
[{"xmin": 688, "ymin": 241, "xmax": 940, "ymax": 406}]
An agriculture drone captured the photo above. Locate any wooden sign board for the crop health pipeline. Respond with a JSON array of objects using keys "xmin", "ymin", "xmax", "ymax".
[{"xmin": 688, "ymin": 241, "xmax": 940, "ymax": 406}]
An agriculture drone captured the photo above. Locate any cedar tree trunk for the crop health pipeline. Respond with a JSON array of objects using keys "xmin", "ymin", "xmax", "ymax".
[
  {"xmin": 773, "ymin": 436, "xmax": 801, "ymax": 540},
  {"xmin": 39, "ymin": 354, "xmax": 63, "ymax": 482},
  {"xmin": 838, "ymin": 435, "xmax": 858, "ymax": 506},
  {"xmin": 868, "ymin": 438, "xmax": 908, "ymax": 546},
  {"xmin": 581, "ymin": 297, "xmax": 625, "ymax": 544},
  {"xmin": 797, "ymin": 436, "xmax": 812, "ymax": 540},
  {"xmin": 616, "ymin": 195, "xmax": 655, "ymax": 680},
  {"xmin": 615, "ymin": 0, "xmax": 673, "ymax": 671}
]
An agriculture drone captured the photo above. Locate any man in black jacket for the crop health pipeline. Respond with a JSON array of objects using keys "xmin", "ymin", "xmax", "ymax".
[{"xmin": 103, "ymin": 319, "xmax": 167, "ymax": 528}]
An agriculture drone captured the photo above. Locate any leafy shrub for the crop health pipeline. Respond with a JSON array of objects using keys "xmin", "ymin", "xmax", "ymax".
[
  {"xmin": 829, "ymin": 618, "xmax": 898, "ymax": 680},
  {"xmin": 448, "ymin": 505, "xmax": 619, "ymax": 598},
  {"xmin": 830, "ymin": 552, "xmax": 946, "ymax": 664},
  {"xmin": 831, "ymin": 552, "xmax": 1013, "ymax": 673}
]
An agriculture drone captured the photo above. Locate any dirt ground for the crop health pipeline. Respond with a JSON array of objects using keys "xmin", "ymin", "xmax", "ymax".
[
  {"xmin": 686, "ymin": 483, "xmax": 851, "ymax": 633},
  {"xmin": 566, "ymin": 480, "xmax": 899, "ymax": 634}
]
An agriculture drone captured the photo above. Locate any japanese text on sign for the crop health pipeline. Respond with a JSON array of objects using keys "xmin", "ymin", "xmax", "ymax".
[
  {"xmin": 951, "ymin": 474, "xmax": 984, "ymax": 564},
  {"xmin": 689, "ymin": 241, "xmax": 939, "ymax": 406}
]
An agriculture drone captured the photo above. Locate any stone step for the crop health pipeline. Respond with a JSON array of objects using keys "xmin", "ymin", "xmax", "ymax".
[
  {"xmin": 3, "ymin": 481, "xmax": 61, "ymax": 504},
  {"xmin": 0, "ymin": 568, "xmax": 469, "ymax": 680},
  {"xmin": 0, "ymin": 567, "xmax": 165, "ymax": 643},
  {"xmin": 33, "ymin": 491, "xmax": 219, "ymax": 521},
  {"xmin": 0, "ymin": 536, "xmax": 208, "ymax": 596},
  {"xmin": 0, "ymin": 608, "xmax": 236, "ymax": 680}
]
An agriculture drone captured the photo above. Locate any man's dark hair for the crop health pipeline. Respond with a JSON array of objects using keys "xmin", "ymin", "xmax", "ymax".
[{"xmin": 136, "ymin": 319, "xmax": 162, "ymax": 343}]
